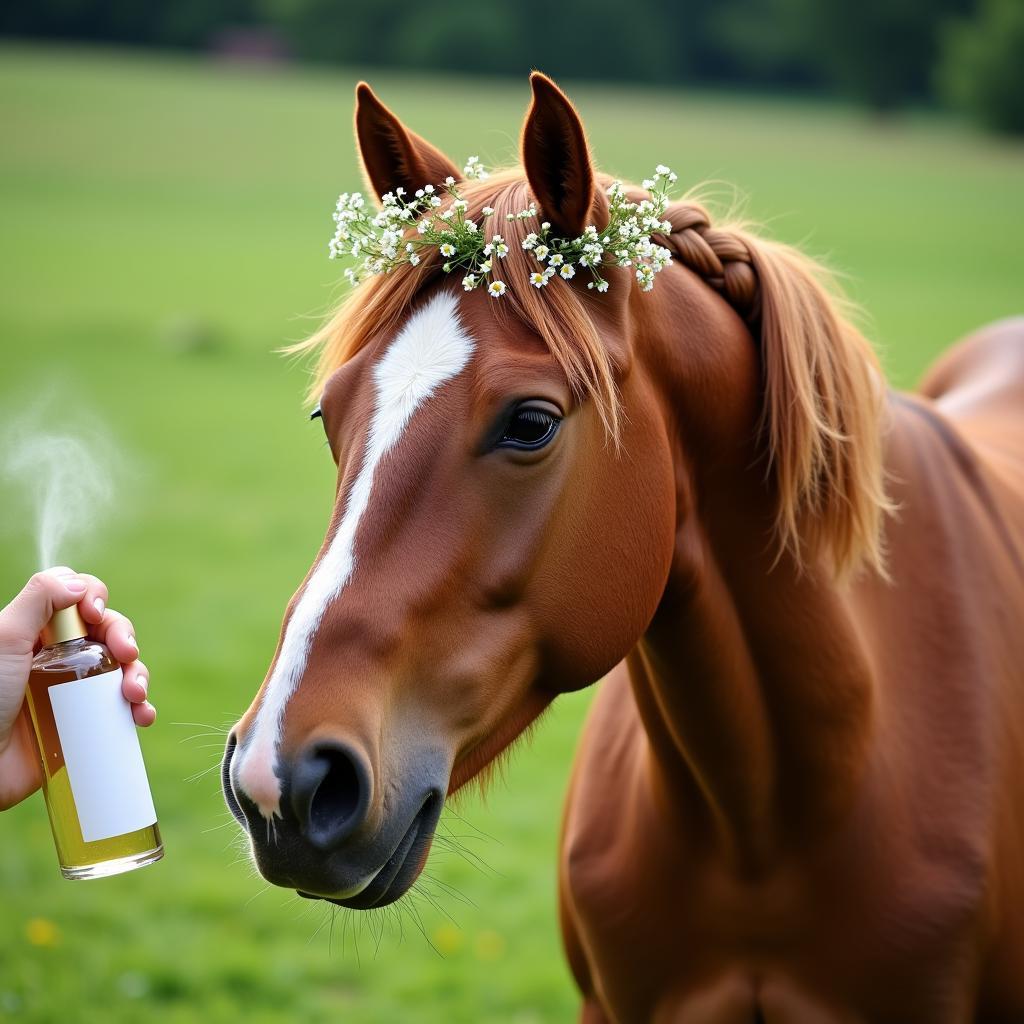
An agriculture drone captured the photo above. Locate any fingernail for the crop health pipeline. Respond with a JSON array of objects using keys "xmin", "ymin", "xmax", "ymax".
[
  {"xmin": 94, "ymin": 597, "xmax": 105, "ymax": 616},
  {"xmin": 127, "ymin": 634, "xmax": 138, "ymax": 652},
  {"xmin": 65, "ymin": 578, "xmax": 87, "ymax": 594},
  {"xmin": 136, "ymin": 674, "xmax": 148, "ymax": 696}
]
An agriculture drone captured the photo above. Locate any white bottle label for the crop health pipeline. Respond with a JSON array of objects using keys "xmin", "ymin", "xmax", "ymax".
[{"xmin": 48, "ymin": 668, "xmax": 158, "ymax": 843}]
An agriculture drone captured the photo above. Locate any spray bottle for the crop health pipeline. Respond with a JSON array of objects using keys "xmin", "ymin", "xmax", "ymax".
[{"xmin": 25, "ymin": 600, "xmax": 162, "ymax": 879}]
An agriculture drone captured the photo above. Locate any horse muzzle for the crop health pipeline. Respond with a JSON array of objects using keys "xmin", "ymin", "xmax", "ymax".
[{"xmin": 221, "ymin": 732, "xmax": 447, "ymax": 908}]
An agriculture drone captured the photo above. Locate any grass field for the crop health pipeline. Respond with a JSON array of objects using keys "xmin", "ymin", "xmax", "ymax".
[{"xmin": 0, "ymin": 42, "xmax": 1021, "ymax": 1024}]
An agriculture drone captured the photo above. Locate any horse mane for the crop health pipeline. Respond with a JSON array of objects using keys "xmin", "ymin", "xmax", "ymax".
[{"xmin": 288, "ymin": 169, "xmax": 891, "ymax": 579}]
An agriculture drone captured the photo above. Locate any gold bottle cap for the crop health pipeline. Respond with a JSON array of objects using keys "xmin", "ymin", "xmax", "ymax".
[{"xmin": 41, "ymin": 605, "xmax": 89, "ymax": 646}]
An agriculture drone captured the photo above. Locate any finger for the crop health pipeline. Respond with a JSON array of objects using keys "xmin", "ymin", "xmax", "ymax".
[
  {"xmin": 132, "ymin": 701, "xmax": 156, "ymax": 728},
  {"xmin": 121, "ymin": 660, "xmax": 149, "ymax": 704},
  {"xmin": 0, "ymin": 569, "xmax": 90, "ymax": 655},
  {"xmin": 94, "ymin": 608, "xmax": 139, "ymax": 664},
  {"xmin": 74, "ymin": 574, "xmax": 110, "ymax": 627}
]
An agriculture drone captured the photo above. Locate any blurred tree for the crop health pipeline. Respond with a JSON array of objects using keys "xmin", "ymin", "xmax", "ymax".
[
  {"xmin": 5, "ymin": 0, "xmax": 1017, "ymax": 133},
  {"xmin": 709, "ymin": 0, "xmax": 976, "ymax": 111},
  {"xmin": 938, "ymin": 0, "xmax": 1024, "ymax": 134},
  {"xmin": 259, "ymin": 0, "xmax": 678, "ymax": 85}
]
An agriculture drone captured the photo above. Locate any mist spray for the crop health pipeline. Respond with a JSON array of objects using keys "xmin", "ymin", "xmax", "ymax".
[{"xmin": 4, "ymin": 407, "xmax": 163, "ymax": 879}]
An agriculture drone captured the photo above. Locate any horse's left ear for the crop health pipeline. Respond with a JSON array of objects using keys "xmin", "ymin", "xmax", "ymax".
[
  {"xmin": 521, "ymin": 73, "xmax": 602, "ymax": 239},
  {"xmin": 354, "ymin": 82, "xmax": 462, "ymax": 201}
]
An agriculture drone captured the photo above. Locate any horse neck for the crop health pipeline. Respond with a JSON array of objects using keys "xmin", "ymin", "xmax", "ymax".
[{"xmin": 625, "ymin": 269, "xmax": 877, "ymax": 874}]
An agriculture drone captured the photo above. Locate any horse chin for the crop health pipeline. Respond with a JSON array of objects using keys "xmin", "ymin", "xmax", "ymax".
[{"xmin": 297, "ymin": 792, "xmax": 440, "ymax": 910}]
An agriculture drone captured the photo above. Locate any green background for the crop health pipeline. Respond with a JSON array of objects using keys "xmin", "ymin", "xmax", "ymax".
[{"xmin": 0, "ymin": 43, "xmax": 1021, "ymax": 1023}]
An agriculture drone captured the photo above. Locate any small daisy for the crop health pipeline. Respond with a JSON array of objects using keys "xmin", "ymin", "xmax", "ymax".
[
  {"xmin": 463, "ymin": 274, "xmax": 478, "ymax": 291},
  {"xmin": 559, "ymin": 264, "xmax": 575, "ymax": 279},
  {"xmin": 533, "ymin": 245, "xmax": 550, "ymax": 261},
  {"xmin": 488, "ymin": 280, "xmax": 506, "ymax": 297},
  {"xmin": 530, "ymin": 271, "xmax": 549, "ymax": 288},
  {"xmin": 439, "ymin": 242, "xmax": 456, "ymax": 257}
]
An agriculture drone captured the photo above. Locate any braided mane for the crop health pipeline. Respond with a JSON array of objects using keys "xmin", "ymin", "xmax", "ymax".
[{"xmin": 290, "ymin": 170, "xmax": 890, "ymax": 578}]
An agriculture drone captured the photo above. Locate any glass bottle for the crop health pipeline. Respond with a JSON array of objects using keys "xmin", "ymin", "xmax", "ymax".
[{"xmin": 25, "ymin": 604, "xmax": 163, "ymax": 879}]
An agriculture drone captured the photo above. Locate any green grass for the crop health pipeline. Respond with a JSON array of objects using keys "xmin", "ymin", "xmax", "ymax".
[{"xmin": 0, "ymin": 42, "xmax": 1021, "ymax": 1024}]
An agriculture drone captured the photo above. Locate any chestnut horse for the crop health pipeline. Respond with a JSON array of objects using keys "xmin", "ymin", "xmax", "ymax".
[{"xmin": 222, "ymin": 74, "xmax": 1024, "ymax": 1021}]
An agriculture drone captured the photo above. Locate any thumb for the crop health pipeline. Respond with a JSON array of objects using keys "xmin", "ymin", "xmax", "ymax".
[{"xmin": 0, "ymin": 569, "xmax": 89, "ymax": 656}]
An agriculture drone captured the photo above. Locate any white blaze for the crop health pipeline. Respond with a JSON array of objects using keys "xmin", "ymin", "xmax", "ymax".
[{"xmin": 235, "ymin": 291, "xmax": 475, "ymax": 818}]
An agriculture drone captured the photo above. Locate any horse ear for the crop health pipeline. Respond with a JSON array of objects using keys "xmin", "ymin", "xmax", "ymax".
[
  {"xmin": 354, "ymin": 82, "xmax": 462, "ymax": 201},
  {"xmin": 520, "ymin": 73, "xmax": 600, "ymax": 238}
]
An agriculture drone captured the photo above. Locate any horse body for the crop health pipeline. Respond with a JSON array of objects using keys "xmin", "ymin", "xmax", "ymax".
[
  {"xmin": 222, "ymin": 73, "xmax": 1024, "ymax": 1022},
  {"xmin": 560, "ymin": 317, "xmax": 1024, "ymax": 1022}
]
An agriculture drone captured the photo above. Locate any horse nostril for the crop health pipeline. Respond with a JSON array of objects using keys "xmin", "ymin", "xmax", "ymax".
[{"xmin": 290, "ymin": 742, "xmax": 370, "ymax": 850}]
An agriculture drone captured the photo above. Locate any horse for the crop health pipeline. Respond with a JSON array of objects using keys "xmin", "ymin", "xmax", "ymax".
[{"xmin": 221, "ymin": 73, "xmax": 1024, "ymax": 1021}]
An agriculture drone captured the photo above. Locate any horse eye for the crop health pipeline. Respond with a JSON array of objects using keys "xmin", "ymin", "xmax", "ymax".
[{"xmin": 498, "ymin": 406, "xmax": 560, "ymax": 451}]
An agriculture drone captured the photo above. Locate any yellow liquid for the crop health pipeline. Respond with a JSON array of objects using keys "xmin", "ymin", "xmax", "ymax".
[{"xmin": 26, "ymin": 637, "xmax": 163, "ymax": 880}]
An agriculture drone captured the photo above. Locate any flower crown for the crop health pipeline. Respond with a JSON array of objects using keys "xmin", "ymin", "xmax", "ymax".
[{"xmin": 328, "ymin": 157, "xmax": 678, "ymax": 298}]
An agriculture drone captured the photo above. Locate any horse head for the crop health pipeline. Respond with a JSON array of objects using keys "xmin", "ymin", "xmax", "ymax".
[{"xmin": 222, "ymin": 73, "xmax": 887, "ymax": 909}]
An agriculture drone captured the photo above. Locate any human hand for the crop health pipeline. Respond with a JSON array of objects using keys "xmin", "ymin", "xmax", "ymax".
[{"xmin": 0, "ymin": 568, "xmax": 156, "ymax": 810}]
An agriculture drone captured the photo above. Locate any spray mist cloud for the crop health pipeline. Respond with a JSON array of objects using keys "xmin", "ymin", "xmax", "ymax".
[{"xmin": 1, "ymin": 394, "xmax": 127, "ymax": 571}]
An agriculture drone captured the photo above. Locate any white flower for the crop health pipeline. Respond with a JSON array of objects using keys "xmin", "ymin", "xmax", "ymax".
[
  {"xmin": 480, "ymin": 259, "xmax": 492, "ymax": 272},
  {"xmin": 424, "ymin": 184, "xmax": 435, "ymax": 193},
  {"xmin": 530, "ymin": 271, "xmax": 549, "ymax": 288},
  {"xmin": 533, "ymin": 245, "xmax": 550, "ymax": 261},
  {"xmin": 655, "ymin": 164, "xmax": 670, "ymax": 175},
  {"xmin": 465, "ymin": 220, "xmax": 478, "ymax": 233},
  {"xmin": 439, "ymin": 210, "xmax": 454, "ymax": 221},
  {"xmin": 559, "ymin": 264, "xmax": 575, "ymax": 279},
  {"xmin": 439, "ymin": 242, "xmax": 456, "ymax": 257},
  {"xmin": 488, "ymin": 280, "xmax": 506, "ymax": 297},
  {"xmin": 444, "ymin": 175, "xmax": 455, "ymax": 186},
  {"xmin": 482, "ymin": 206, "xmax": 494, "ymax": 216},
  {"xmin": 522, "ymin": 233, "xmax": 538, "ymax": 250},
  {"xmin": 415, "ymin": 188, "xmax": 424, "ymax": 198},
  {"xmin": 409, "ymin": 253, "xmax": 421, "ymax": 266},
  {"xmin": 548, "ymin": 253, "xmax": 563, "ymax": 266},
  {"xmin": 453, "ymin": 199, "xmax": 468, "ymax": 212},
  {"xmin": 494, "ymin": 241, "xmax": 509, "ymax": 258},
  {"xmin": 430, "ymin": 196, "xmax": 442, "ymax": 207},
  {"xmin": 597, "ymin": 280, "xmax": 609, "ymax": 292},
  {"xmin": 541, "ymin": 221, "xmax": 551, "ymax": 230},
  {"xmin": 417, "ymin": 219, "xmax": 431, "ymax": 234},
  {"xmin": 463, "ymin": 274, "xmax": 478, "ymax": 291},
  {"xmin": 463, "ymin": 156, "xmax": 489, "ymax": 180}
]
